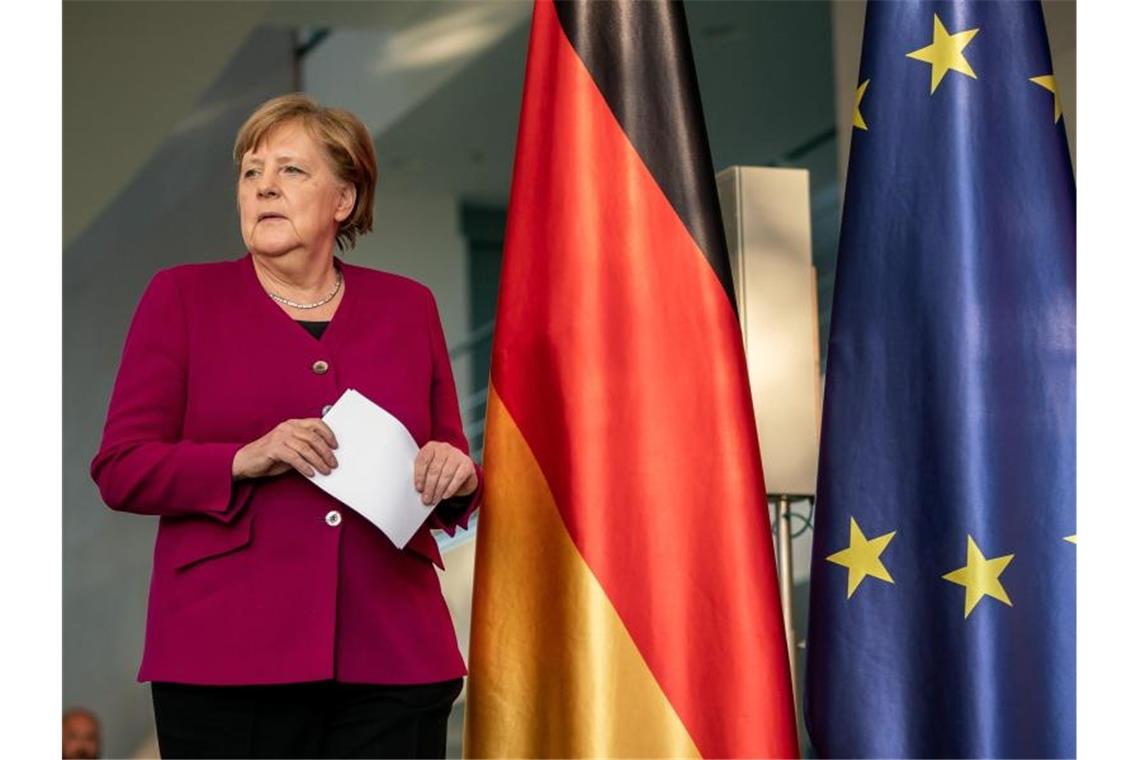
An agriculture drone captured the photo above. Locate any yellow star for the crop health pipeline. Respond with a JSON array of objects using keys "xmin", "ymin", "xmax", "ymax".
[
  {"xmin": 1064, "ymin": 534, "xmax": 1076, "ymax": 544},
  {"xmin": 1030, "ymin": 74, "xmax": 1063, "ymax": 123},
  {"xmin": 942, "ymin": 535, "xmax": 1014, "ymax": 618},
  {"xmin": 853, "ymin": 79, "xmax": 870, "ymax": 131},
  {"xmin": 906, "ymin": 13, "xmax": 980, "ymax": 94},
  {"xmin": 826, "ymin": 517, "xmax": 896, "ymax": 598}
]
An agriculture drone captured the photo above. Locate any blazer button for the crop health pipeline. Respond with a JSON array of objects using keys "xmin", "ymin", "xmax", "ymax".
[
  {"xmin": 325, "ymin": 510, "xmax": 342, "ymax": 527},
  {"xmin": 312, "ymin": 360, "xmax": 329, "ymax": 375}
]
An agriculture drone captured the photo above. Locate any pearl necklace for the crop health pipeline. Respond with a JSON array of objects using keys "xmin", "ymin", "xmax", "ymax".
[{"xmin": 266, "ymin": 268, "xmax": 343, "ymax": 309}]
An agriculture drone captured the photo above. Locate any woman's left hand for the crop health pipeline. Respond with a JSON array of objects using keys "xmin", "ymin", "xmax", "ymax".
[{"xmin": 414, "ymin": 441, "xmax": 477, "ymax": 505}]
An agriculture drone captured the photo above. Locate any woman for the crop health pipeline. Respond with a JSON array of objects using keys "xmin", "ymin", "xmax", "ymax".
[{"xmin": 90, "ymin": 93, "xmax": 481, "ymax": 759}]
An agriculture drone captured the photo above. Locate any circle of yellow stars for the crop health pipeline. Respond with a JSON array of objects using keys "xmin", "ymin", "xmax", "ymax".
[
  {"xmin": 851, "ymin": 12, "xmax": 1064, "ymax": 132},
  {"xmin": 826, "ymin": 516, "xmax": 1075, "ymax": 619}
]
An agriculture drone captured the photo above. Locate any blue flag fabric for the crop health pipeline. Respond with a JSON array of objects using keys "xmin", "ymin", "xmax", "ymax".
[{"xmin": 805, "ymin": 1, "xmax": 1075, "ymax": 757}]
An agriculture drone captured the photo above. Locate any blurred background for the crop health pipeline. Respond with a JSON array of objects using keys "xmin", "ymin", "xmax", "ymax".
[{"xmin": 62, "ymin": 1, "xmax": 1074, "ymax": 756}]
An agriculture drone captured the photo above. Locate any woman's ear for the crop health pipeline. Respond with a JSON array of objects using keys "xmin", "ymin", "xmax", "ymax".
[{"xmin": 334, "ymin": 183, "xmax": 357, "ymax": 223}]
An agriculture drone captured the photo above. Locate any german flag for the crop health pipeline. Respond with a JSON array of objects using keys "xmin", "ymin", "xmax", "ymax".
[{"xmin": 464, "ymin": 1, "xmax": 798, "ymax": 757}]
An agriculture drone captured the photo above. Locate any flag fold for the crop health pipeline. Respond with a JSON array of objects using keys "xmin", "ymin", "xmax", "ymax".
[{"xmin": 465, "ymin": 1, "xmax": 799, "ymax": 757}]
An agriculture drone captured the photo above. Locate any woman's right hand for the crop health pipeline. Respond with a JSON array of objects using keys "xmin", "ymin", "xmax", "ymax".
[{"xmin": 232, "ymin": 418, "xmax": 339, "ymax": 480}]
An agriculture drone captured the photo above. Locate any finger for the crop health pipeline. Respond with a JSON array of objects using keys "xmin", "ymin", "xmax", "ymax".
[
  {"xmin": 439, "ymin": 461, "xmax": 471, "ymax": 501},
  {"xmin": 291, "ymin": 439, "xmax": 332, "ymax": 476},
  {"xmin": 415, "ymin": 444, "xmax": 438, "ymax": 492},
  {"xmin": 456, "ymin": 460, "xmax": 477, "ymax": 497},
  {"xmin": 297, "ymin": 428, "xmax": 338, "ymax": 469},
  {"xmin": 282, "ymin": 445, "xmax": 316, "ymax": 478},
  {"xmin": 422, "ymin": 453, "xmax": 448, "ymax": 504},
  {"xmin": 301, "ymin": 441, "xmax": 334, "ymax": 476},
  {"xmin": 312, "ymin": 420, "xmax": 339, "ymax": 450},
  {"xmin": 287, "ymin": 440, "xmax": 331, "ymax": 476},
  {"xmin": 431, "ymin": 458, "xmax": 461, "ymax": 504},
  {"xmin": 289, "ymin": 418, "xmax": 338, "ymax": 451}
]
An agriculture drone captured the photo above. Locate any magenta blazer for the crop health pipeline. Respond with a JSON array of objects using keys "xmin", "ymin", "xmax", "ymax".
[{"xmin": 90, "ymin": 253, "xmax": 481, "ymax": 685}]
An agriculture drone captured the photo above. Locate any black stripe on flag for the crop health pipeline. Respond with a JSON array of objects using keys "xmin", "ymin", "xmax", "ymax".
[{"xmin": 553, "ymin": 0, "xmax": 737, "ymax": 309}]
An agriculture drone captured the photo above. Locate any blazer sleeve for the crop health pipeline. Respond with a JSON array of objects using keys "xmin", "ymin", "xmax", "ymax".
[
  {"xmin": 90, "ymin": 269, "xmax": 254, "ymax": 524},
  {"xmin": 422, "ymin": 288, "xmax": 483, "ymax": 536}
]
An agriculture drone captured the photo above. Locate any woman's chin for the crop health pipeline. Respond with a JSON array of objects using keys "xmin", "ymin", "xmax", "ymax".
[{"xmin": 248, "ymin": 237, "xmax": 302, "ymax": 257}]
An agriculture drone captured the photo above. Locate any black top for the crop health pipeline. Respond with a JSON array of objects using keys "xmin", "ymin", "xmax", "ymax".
[{"xmin": 296, "ymin": 320, "xmax": 330, "ymax": 340}]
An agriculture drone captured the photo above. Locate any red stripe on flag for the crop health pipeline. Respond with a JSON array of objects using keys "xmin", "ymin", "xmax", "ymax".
[{"xmin": 489, "ymin": 1, "xmax": 799, "ymax": 756}]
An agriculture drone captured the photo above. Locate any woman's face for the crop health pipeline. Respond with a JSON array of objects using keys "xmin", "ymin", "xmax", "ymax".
[{"xmin": 237, "ymin": 121, "xmax": 356, "ymax": 259}]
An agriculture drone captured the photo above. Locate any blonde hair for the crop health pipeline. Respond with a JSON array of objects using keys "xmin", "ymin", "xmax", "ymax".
[{"xmin": 233, "ymin": 93, "xmax": 377, "ymax": 251}]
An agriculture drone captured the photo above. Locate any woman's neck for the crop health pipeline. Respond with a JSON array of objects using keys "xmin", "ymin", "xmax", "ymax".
[{"xmin": 251, "ymin": 249, "xmax": 338, "ymax": 298}]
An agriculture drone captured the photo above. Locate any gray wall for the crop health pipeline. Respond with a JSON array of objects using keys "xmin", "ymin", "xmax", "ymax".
[{"xmin": 63, "ymin": 1, "xmax": 270, "ymax": 248}]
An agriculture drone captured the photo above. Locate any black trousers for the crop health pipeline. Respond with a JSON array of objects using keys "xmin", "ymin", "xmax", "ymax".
[{"xmin": 150, "ymin": 678, "xmax": 464, "ymax": 759}]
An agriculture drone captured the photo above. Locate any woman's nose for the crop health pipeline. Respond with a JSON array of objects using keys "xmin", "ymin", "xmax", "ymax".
[{"xmin": 257, "ymin": 178, "xmax": 279, "ymax": 198}]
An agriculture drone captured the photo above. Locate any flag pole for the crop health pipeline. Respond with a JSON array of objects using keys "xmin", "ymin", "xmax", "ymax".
[{"xmin": 775, "ymin": 494, "xmax": 798, "ymax": 711}]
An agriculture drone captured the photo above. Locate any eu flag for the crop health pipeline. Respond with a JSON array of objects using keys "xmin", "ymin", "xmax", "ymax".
[{"xmin": 805, "ymin": 1, "xmax": 1075, "ymax": 757}]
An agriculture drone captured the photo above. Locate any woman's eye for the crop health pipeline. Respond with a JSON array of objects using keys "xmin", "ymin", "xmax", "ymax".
[
  {"xmin": 284, "ymin": 166, "xmax": 304, "ymax": 174},
  {"xmin": 243, "ymin": 168, "xmax": 259, "ymax": 178}
]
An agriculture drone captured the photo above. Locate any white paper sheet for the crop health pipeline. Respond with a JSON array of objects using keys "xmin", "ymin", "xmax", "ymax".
[{"xmin": 307, "ymin": 388, "xmax": 433, "ymax": 548}]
